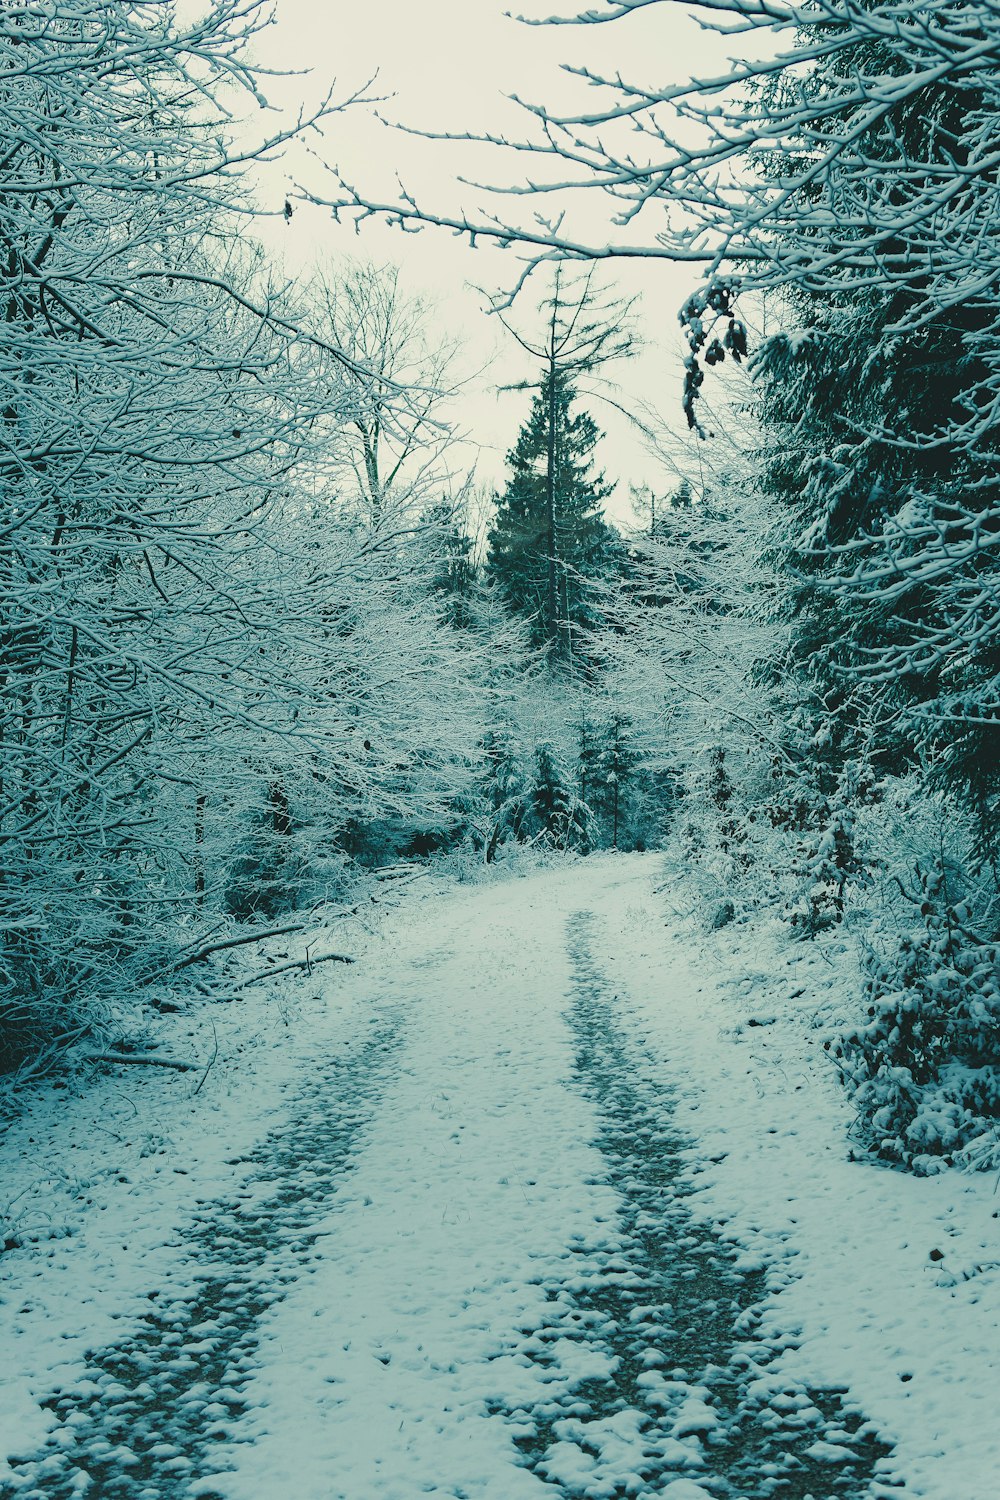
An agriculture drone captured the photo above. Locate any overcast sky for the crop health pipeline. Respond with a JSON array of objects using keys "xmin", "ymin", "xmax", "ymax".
[{"xmin": 245, "ymin": 0, "xmax": 737, "ymax": 521}]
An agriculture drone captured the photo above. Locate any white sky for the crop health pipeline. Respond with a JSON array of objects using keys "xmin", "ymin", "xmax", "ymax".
[{"xmin": 245, "ymin": 0, "xmax": 737, "ymax": 521}]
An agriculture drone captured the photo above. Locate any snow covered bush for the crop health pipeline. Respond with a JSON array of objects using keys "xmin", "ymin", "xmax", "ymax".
[
  {"xmin": 784, "ymin": 763, "xmax": 874, "ymax": 938},
  {"xmin": 833, "ymin": 861, "xmax": 1000, "ymax": 1172}
]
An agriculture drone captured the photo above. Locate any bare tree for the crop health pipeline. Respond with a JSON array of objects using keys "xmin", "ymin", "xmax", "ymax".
[
  {"xmin": 309, "ymin": 260, "xmax": 464, "ymax": 526},
  {"xmin": 0, "ymin": 0, "xmax": 365, "ymax": 1060}
]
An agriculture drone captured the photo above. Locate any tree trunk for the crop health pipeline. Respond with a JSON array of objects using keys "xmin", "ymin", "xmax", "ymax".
[
  {"xmin": 269, "ymin": 780, "xmax": 291, "ymax": 838},
  {"xmin": 545, "ymin": 353, "xmax": 559, "ymax": 656},
  {"xmin": 194, "ymin": 793, "xmax": 206, "ymax": 908}
]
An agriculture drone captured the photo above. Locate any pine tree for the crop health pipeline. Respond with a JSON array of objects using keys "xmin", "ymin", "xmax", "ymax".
[
  {"xmin": 529, "ymin": 743, "xmax": 590, "ymax": 851},
  {"xmin": 479, "ymin": 728, "xmax": 529, "ymax": 862},
  {"xmin": 422, "ymin": 500, "xmax": 478, "ymax": 628},
  {"xmin": 488, "ymin": 372, "xmax": 617, "ymax": 653},
  {"xmin": 485, "ymin": 269, "xmax": 633, "ymax": 660},
  {"xmin": 576, "ymin": 715, "xmax": 601, "ymax": 821},
  {"xmin": 594, "ymin": 712, "xmax": 641, "ymax": 851}
]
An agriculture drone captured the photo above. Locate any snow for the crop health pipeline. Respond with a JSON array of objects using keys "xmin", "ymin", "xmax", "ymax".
[
  {"xmin": 211, "ymin": 881, "xmax": 623, "ymax": 1500},
  {"xmin": 591, "ymin": 874, "xmax": 1000, "ymax": 1500},
  {"xmin": 1, "ymin": 855, "xmax": 998, "ymax": 1498}
]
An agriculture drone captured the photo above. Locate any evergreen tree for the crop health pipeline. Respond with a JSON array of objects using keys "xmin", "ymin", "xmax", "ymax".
[
  {"xmin": 479, "ymin": 728, "xmax": 529, "ymax": 862},
  {"xmin": 529, "ymin": 743, "xmax": 590, "ymax": 851},
  {"xmin": 576, "ymin": 715, "xmax": 602, "ymax": 821},
  {"xmin": 592, "ymin": 712, "xmax": 641, "ymax": 851},
  {"xmin": 422, "ymin": 500, "xmax": 478, "ymax": 628},
  {"xmin": 485, "ymin": 269, "xmax": 634, "ymax": 660},
  {"xmin": 488, "ymin": 372, "xmax": 618, "ymax": 653},
  {"xmin": 679, "ymin": 9, "xmax": 1000, "ymax": 865}
]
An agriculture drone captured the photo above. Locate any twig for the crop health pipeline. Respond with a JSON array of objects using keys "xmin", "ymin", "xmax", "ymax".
[
  {"xmin": 84, "ymin": 1052, "xmax": 196, "ymax": 1072},
  {"xmin": 238, "ymin": 950, "xmax": 355, "ymax": 989},
  {"xmin": 193, "ymin": 1022, "xmax": 219, "ymax": 1097}
]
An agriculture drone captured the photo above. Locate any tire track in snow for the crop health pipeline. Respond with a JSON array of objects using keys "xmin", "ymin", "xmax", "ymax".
[
  {"xmin": 0, "ymin": 1017, "xmax": 403, "ymax": 1500},
  {"xmin": 497, "ymin": 910, "xmax": 903, "ymax": 1500}
]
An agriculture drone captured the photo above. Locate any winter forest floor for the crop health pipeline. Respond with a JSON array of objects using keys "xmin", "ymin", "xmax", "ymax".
[{"xmin": 1, "ymin": 856, "xmax": 998, "ymax": 1500}]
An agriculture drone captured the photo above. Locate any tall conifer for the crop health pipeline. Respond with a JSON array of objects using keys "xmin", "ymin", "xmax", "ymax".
[
  {"xmin": 486, "ymin": 270, "xmax": 633, "ymax": 658},
  {"xmin": 488, "ymin": 373, "xmax": 617, "ymax": 653}
]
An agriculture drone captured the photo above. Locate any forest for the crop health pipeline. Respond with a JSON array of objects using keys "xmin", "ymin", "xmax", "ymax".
[
  {"xmin": 3, "ymin": 0, "xmax": 995, "ymax": 1177},
  {"xmin": 4, "ymin": 3, "xmax": 1000, "ymax": 1496}
]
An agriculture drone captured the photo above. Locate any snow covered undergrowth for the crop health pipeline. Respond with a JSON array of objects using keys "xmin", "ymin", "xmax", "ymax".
[{"xmin": 0, "ymin": 854, "xmax": 997, "ymax": 1499}]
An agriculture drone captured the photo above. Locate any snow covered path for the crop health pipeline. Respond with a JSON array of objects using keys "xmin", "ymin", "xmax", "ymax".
[{"xmin": 2, "ymin": 857, "xmax": 997, "ymax": 1499}]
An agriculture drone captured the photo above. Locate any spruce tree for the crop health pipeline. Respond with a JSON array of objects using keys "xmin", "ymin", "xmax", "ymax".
[
  {"xmin": 529, "ymin": 743, "xmax": 589, "ymax": 850},
  {"xmin": 488, "ymin": 372, "xmax": 617, "ymax": 653},
  {"xmin": 485, "ymin": 269, "xmax": 633, "ymax": 660},
  {"xmin": 422, "ymin": 500, "xmax": 478, "ymax": 628},
  {"xmin": 594, "ymin": 712, "xmax": 641, "ymax": 851}
]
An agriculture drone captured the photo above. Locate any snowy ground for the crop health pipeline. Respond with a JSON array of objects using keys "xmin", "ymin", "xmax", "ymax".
[{"xmin": 1, "ymin": 855, "xmax": 998, "ymax": 1499}]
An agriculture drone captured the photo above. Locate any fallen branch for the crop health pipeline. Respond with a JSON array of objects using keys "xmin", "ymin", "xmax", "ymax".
[
  {"xmin": 169, "ymin": 920, "xmax": 309, "ymax": 974},
  {"xmin": 238, "ymin": 949, "xmax": 355, "ymax": 989},
  {"xmin": 84, "ymin": 1052, "xmax": 197, "ymax": 1072},
  {"xmin": 371, "ymin": 864, "xmax": 430, "ymax": 886}
]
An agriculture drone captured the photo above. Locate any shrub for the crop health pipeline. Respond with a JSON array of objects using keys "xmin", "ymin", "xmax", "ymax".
[{"xmin": 832, "ymin": 861, "xmax": 1000, "ymax": 1171}]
